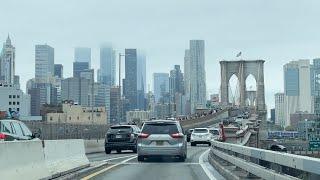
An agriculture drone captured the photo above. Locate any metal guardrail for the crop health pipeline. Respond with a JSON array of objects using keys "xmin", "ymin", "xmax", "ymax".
[{"xmin": 210, "ymin": 140, "xmax": 320, "ymax": 180}]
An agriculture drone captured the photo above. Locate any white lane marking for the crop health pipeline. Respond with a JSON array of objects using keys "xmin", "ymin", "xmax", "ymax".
[
  {"xmin": 82, "ymin": 155, "xmax": 137, "ymax": 180},
  {"xmin": 107, "ymin": 162, "xmax": 200, "ymax": 165},
  {"xmin": 102, "ymin": 154, "xmax": 137, "ymax": 162},
  {"xmin": 199, "ymin": 149, "xmax": 217, "ymax": 180}
]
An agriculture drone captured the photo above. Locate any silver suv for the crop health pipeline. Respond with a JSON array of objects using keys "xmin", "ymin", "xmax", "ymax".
[{"xmin": 137, "ymin": 120, "xmax": 187, "ymax": 162}]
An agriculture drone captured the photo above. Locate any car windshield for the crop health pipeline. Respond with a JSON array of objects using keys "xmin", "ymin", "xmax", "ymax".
[
  {"xmin": 193, "ymin": 129, "xmax": 208, "ymax": 133},
  {"xmin": 109, "ymin": 126, "xmax": 132, "ymax": 133},
  {"xmin": 142, "ymin": 123, "xmax": 178, "ymax": 134}
]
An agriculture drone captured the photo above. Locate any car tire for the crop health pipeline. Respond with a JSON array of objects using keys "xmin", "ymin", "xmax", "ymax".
[
  {"xmin": 105, "ymin": 148, "xmax": 111, "ymax": 154},
  {"xmin": 116, "ymin": 149, "xmax": 121, "ymax": 154},
  {"xmin": 137, "ymin": 155, "xmax": 144, "ymax": 162},
  {"xmin": 191, "ymin": 142, "xmax": 196, "ymax": 146}
]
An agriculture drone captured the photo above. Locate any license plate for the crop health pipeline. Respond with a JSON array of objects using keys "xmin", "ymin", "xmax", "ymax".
[
  {"xmin": 116, "ymin": 135, "xmax": 122, "ymax": 138},
  {"xmin": 156, "ymin": 141, "xmax": 164, "ymax": 146}
]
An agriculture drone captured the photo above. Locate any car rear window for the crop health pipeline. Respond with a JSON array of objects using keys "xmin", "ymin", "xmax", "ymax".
[
  {"xmin": 194, "ymin": 129, "xmax": 208, "ymax": 133},
  {"xmin": 210, "ymin": 130, "xmax": 219, "ymax": 135},
  {"xmin": 142, "ymin": 123, "xmax": 179, "ymax": 134},
  {"xmin": 109, "ymin": 126, "xmax": 132, "ymax": 133}
]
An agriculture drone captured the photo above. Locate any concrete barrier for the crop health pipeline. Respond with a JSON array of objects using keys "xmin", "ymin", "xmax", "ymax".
[
  {"xmin": 0, "ymin": 141, "xmax": 51, "ymax": 180},
  {"xmin": 43, "ymin": 139, "xmax": 90, "ymax": 177},
  {"xmin": 84, "ymin": 139, "xmax": 105, "ymax": 154}
]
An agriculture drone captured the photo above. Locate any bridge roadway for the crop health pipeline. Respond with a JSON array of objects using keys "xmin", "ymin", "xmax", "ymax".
[{"xmin": 82, "ymin": 144, "xmax": 225, "ymax": 180}]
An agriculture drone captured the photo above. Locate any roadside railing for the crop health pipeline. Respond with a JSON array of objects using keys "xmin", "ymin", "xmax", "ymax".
[{"xmin": 209, "ymin": 140, "xmax": 320, "ymax": 180}]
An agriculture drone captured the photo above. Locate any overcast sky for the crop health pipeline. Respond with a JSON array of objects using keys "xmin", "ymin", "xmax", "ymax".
[{"xmin": 1, "ymin": 0, "xmax": 320, "ymax": 110}]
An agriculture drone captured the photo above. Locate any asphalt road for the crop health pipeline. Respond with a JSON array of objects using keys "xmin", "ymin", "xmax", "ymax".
[{"xmin": 83, "ymin": 144, "xmax": 225, "ymax": 180}]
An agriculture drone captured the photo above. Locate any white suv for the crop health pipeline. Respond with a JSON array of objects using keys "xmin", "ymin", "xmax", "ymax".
[{"xmin": 190, "ymin": 128, "xmax": 212, "ymax": 146}]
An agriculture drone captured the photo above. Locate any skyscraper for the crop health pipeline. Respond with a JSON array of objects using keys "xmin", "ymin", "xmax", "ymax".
[
  {"xmin": 284, "ymin": 60, "xmax": 313, "ymax": 126},
  {"xmin": 54, "ymin": 64, "xmax": 63, "ymax": 78},
  {"xmin": 188, "ymin": 40, "xmax": 206, "ymax": 113},
  {"xmin": 100, "ymin": 44, "xmax": 116, "ymax": 86},
  {"xmin": 153, "ymin": 73, "xmax": 169, "ymax": 103},
  {"xmin": 137, "ymin": 51, "xmax": 146, "ymax": 110},
  {"xmin": 73, "ymin": 62, "xmax": 89, "ymax": 78},
  {"xmin": 0, "ymin": 35, "xmax": 15, "ymax": 84},
  {"xmin": 74, "ymin": 47, "xmax": 91, "ymax": 67},
  {"xmin": 61, "ymin": 77, "xmax": 90, "ymax": 106},
  {"xmin": 312, "ymin": 58, "xmax": 320, "ymax": 116},
  {"xmin": 123, "ymin": 49, "xmax": 138, "ymax": 110},
  {"xmin": 35, "ymin": 45, "xmax": 54, "ymax": 83},
  {"xmin": 275, "ymin": 93, "xmax": 285, "ymax": 127},
  {"xmin": 169, "ymin": 65, "xmax": 184, "ymax": 100}
]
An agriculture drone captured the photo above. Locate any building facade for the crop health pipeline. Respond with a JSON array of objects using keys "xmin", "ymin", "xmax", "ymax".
[
  {"xmin": 123, "ymin": 49, "xmax": 138, "ymax": 110},
  {"xmin": 54, "ymin": 64, "xmax": 63, "ymax": 78},
  {"xmin": 275, "ymin": 93, "xmax": 285, "ymax": 127},
  {"xmin": 153, "ymin": 73, "xmax": 169, "ymax": 103},
  {"xmin": 126, "ymin": 110, "xmax": 151, "ymax": 123},
  {"xmin": 0, "ymin": 83, "xmax": 30, "ymax": 117},
  {"xmin": 100, "ymin": 44, "xmax": 116, "ymax": 86},
  {"xmin": 188, "ymin": 40, "xmax": 206, "ymax": 113},
  {"xmin": 284, "ymin": 60, "xmax": 313, "ymax": 127},
  {"xmin": 61, "ymin": 77, "xmax": 90, "ymax": 106},
  {"xmin": 35, "ymin": 45, "xmax": 54, "ymax": 83},
  {"xmin": 0, "ymin": 36, "xmax": 15, "ymax": 85},
  {"xmin": 46, "ymin": 102, "xmax": 107, "ymax": 125},
  {"xmin": 73, "ymin": 62, "xmax": 89, "ymax": 78},
  {"xmin": 74, "ymin": 47, "xmax": 91, "ymax": 67}
]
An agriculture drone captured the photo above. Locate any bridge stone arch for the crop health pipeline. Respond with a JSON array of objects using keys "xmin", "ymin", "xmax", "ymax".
[{"xmin": 220, "ymin": 60, "xmax": 265, "ymax": 111}]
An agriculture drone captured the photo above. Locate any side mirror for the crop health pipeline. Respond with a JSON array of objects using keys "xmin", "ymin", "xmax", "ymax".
[{"xmin": 32, "ymin": 132, "xmax": 41, "ymax": 139}]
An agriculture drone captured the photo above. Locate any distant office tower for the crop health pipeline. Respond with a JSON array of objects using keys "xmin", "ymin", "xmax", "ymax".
[
  {"xmin": 27, "ymin": 79, "xmax": 58, "ymax": 115},
  {"xmin": 89, "ymin": 83, "xmax": 110, "ymax": 123},
  {"xmin": 153, "ymin": 73, "xmax": 169, "ymax": 103},
  {"xmin": 97, "ymin": 69, "xmax": 101, "ymax": 83},
  {"xmin": 123, "ymin": 49, "xmax": 138, "ymax": 110},
  {"xmin": 137, "ymin": 51, "xmax": 146, "ymax": 110},
  {"xmin": 184, "ymin": 50, "xmax": 191, "ymax": 114},
  {"xmin": 74, "ymin": 47, "xmax": 91, "ymax": 67},
  {"xmin": 169, "ymin": 65, "xmax": 184, "ymax": 100},
  {"xmin": 0, "ymin": 35, "xmax": 15, "ymax": 85},
  {"xmin": 61, "ymin": 77, "xmax": 90, "ymax": 106},
  {"xmin": 188, "ymin": 40, "xmax": 206, "ymax": 113},
  {"xmin": 80, "ymin": 69, "xmax": 94, "ymax": 83},
  {"xmin": 312, "ymin": 58, "xmax": 320, "ymax": 116},
  {"xmin": 73, "ymin": 62, "xmax": 89, "ymax": 78},
  {"xmin": 110, "ymin": 86, "xmax": 121, "ymax": 124},
  {"xmin": 275, "ymin": 93, "xmax": 285, "ymax": 127},
  {"xmin": 35, "ymin": 45, "xmax": 54, "ymax": 83},
  {"xmin": 284, "ymin": 60, "xmax": 313, "ymax": 127},
  {"xmin": 54, "ymin": 64, "xmax": 63, "ymax": 78},
  {"xmin": 100, "ymin": 44, "xmax": 116, "ymax": 86}
]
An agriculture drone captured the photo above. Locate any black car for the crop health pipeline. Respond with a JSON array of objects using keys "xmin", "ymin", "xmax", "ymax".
[
  {"xmin": 186, "ymin": 129, "xmax": 194, "ymax": 142},
  {"xmin": 0, "ymin": 119, "xmax": 40, "ymax": 141},
  {"xmin": 105, "ymin": 125, "xmax": 140, "ymax": 154},
  {"xmin": 270, "ymin": 144, "xmax": 287, "ymax": 152}
]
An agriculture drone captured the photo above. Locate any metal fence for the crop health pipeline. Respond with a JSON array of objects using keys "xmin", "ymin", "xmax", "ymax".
[{"xmin": 22, "ymin": 121, "xmax": 109, "ymax": 140}]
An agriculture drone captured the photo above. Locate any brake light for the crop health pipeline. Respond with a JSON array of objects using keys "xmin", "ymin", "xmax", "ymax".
[
  {"xmin": 0, "ymin": 133, "xmax": 6, "ymax": 140},
  {"xmin": 138, "ymin": 133, "xmax": 149, "ymax": 138},
  {"xmin": 171, "ymin": 133, "xmax": 184, "ymax": 138}
]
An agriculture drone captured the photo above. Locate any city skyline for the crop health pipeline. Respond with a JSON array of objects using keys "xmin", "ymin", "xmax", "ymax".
[{"xmin": 3, "ymin": 0, "xmax": 320, "ymax": 110}]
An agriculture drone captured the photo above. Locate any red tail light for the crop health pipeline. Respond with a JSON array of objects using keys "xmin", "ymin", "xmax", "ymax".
[
  {"xmin": 171, "ymin": 133, "xmax": 184, "ymax": 138},
  {"xmin": 138, "ymin": 133, "xmax": 149, "ymax": 138},
  {"xmin": 0, "ymin": 133, "xmax": 6, "ymax": 140}
]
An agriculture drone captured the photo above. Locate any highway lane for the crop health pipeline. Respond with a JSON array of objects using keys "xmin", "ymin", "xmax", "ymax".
[{"xmin": 83, "ymin": 144, "xmax": 225, "ymax": 180}]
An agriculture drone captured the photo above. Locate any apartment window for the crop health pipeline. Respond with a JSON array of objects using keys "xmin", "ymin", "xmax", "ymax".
[
  {"xmin": 13, "ymin": 102, "xmax": 16, "ymax": 105},
  {"xmin": 69, "ymin": 117, "xmax": 71, "ymax": 120},
  {"xmin": 9, "ymin": 108, "xmax": 12, "ymax": 112},
  {"xmin": 13, "ymin": 95, "xmax": 16, "ymax": 98},
  {"xmin": 50, "ymin": 117, "xmax": 53, "ymax": 121},
  {"xmin": 9, "ymin": 102, "xmax": 12, "ymax": 105},
  {"xmin": 77, "ymin": 116, "xmax": 79, "ymax": 120},
  {"xmin": 17, "ymin": 102, "xmax": 20, "ymax": 105},
  {"xmin": 17, "ymin": 95, "xmax": 20, "ymax": 98},
  {"xmin": 17, "ymin": 108, "xmax": 20, "ymax": 112},
  {"xmin": 9, "ymin": 95, "xmax": 12, "ymax": 98}
]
